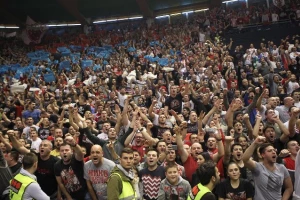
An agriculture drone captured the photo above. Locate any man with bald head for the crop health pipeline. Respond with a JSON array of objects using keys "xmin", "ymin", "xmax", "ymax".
[
  {"xmin": 7, "ymin": 131, "xmax": 60, "ymax": 198},
  {"xmin": 84, "ymin": 145, "xmax": 115, "ymax": 200},
  {"xmin": 276, "ymin": 96, "xmax": 295, "ymax": 123}
]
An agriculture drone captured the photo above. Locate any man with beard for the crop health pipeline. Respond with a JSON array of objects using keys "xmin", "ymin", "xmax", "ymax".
[
  {"xmin": 54, "ymin": 135, "xmax": 87, "ymax": 200},
  {"xmin": 175, "ymin": 125, "xmax": 203, "ymax": 183},
  {"xmin": 8, "ymin": 130, "xmax": 60, "ymax": 199},
  {"xmin": 50, "ymin": 137, "xmax": 63, "ymax": 158},
  {"xmin": 243, "ymin": 136, "xmax": 293, "ymax": 200},
  {"xmin": 253, "ymin": 110, "xmax": 290, "ymax": 153},
  {"xmin": 139, "ymin": 149, "xmax": 166, "ymax": 200},
  {"xmin": 84, "ymin": 145, "xmax": 115, "ymax": 200},
  {"xmin": 187, "ymin": 161, "xmax": 220, "ymax": 200}
]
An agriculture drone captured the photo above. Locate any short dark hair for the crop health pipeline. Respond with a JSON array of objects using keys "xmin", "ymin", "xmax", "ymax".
[
  {"xmin": 147, "ymin": 149, "xmax": 158, "ymax": 156},
  {"xmin": 120, "ymin": 148, "xmax": 134, "ymax": 158},
  {"xmin": 196, "ymin": 161, "xmax": 217, "ymax": 185},
  {"xmin": 22, "ymin": 153, "xmax": 38, "ymax": 169},
  {"xmin": 263, "ymin": 125, "xmax": 275, "ymax": 133},
  {"xmin": 259, "ymin": 143, "xmax": 274, "ymax": 155},
  {"xmin": 165, "ymin": 164, "xmax": 178, "ymax": 172},
  {"xmin": 230, "ymin": 143, "xmax": 243, "ymax": 152},
  {"xmin": 9, "ymin": 151, "xmax": 20, "ymax": 162}
]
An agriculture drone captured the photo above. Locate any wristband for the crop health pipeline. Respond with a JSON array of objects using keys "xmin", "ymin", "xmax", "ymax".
[{"xmin": 216, "ymin": 138, "xmax": 222, "ymax": 141}]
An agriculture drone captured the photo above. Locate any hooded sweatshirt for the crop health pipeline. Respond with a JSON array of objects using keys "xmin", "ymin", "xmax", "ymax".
[
  {"xmin": 157, "ymin": 176, "xmax": 191, "ymax": 200},
  {"xmin": 107, "ymin": 165, "xmax": 136, "ymax": 200}
]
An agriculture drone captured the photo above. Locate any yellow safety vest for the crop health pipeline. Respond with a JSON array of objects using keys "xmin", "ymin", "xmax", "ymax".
[
  {"xmin": 187, "ymin": 183, "xmax": 211, "ymax": 200},
  {"xmin": 111, "ymin": 173, "xmax": 136, "ymax": 200},
  {"xmin": 9, "ymin": 173, "xmax": 36, "ymax": 200}
]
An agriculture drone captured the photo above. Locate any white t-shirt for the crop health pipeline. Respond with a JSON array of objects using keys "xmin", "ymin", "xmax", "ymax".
[
  {"xmin": 287, "ymin": 81, "xmax": 300, "ymax": 94},
  {"xmin": 30, "ymin": 138, "xmax": 42, "ymax": 152}
]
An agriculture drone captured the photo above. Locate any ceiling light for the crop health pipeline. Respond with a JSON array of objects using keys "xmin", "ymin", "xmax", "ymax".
[
  {"xmin": 129, "ymin": 16, "xmax": 143, "ymax": 20},
  {"xmin": 156, "ymin": 15, "xmax": 169, "ymax": 19},
  {"xmin": 170, "ymin": 13, "xmax": 181, "ymax": 16},
  {"xmin": 194, "ymin": 8, "xmax": 209, "ymax": 12}
]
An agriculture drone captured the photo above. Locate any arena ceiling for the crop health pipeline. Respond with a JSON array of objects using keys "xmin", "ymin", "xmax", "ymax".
[{"xmin": 0, "ymin": 0, "xmax": 210, "ymax": 26}]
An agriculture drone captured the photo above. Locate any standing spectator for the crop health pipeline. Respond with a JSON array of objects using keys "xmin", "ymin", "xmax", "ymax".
[
  {"xmin": 54, "ymin": 136, "xmax": 88, "ymax": 200},
  {"xmin": 139, "ymin": 149, "xmax": 166, "ymax": 200},
  {"xmin": 243, "ymin": 136, "xmax": 293, "ymax": 200},
  {"xmin": 8, "ymin": 132, "xmax": 59, "ymax": 198},
  {"xmin": 107, "ymin": 148, "xmax": 136, "ymax": 200},
  {"xmin": 157, "ymin": 164, "xmax": 191, "ymax": 200},
  {"xmin": 187, "ymin": 161, "xmax": 220, "ymax": 200},
  {"xmin": 9, "ymin": 153, "xmax": 50, "ymax": 200},
  {"xmin": 22, "ymin": 102, "xmax": 41, "ymax": 124},
  {"xmin": 215, "ymin": 162, "xmax": 254, "ymax": 199},
  {"xmin": 84, "ymin": 145, "xmax": 115, "ymax": 200}
]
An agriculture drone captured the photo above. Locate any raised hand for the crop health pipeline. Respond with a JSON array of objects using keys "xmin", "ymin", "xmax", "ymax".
[{"xmin": 254, "ymin": 136, "xmax": 266, "ymax": 144}]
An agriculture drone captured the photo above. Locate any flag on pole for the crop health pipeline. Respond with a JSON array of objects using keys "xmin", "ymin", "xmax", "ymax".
[{"xmin": 21, "ymin": 16, "xmax": 47, "ymax": 45}]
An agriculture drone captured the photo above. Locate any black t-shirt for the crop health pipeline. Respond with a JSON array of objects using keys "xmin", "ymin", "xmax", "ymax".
[
  {"xmin": 9, "ymin": 162, "xmax": 22, "ymax": 175},
  {"xmin": 215, "ymin": 178, "xmax": 254, "ymax": 200},
  {"xmin": 54, "ymin": 155, "xmax": 86, "ymax": 199},
  {"xmin": 165, "ymin": 93, "xmax": 183, "ymax": 114},
  {"xmin": 36, "ymin": 154, "xmax": 60, "ymax": 196},
  {"xmin": 151, "ymin": 125, "xmax": 173, "ymax": 139},
  {"xmin": 38, "ymin": 127, "xmax": 50, "ymax": 140},
  {"xmin": 187, "ymin": 122, "xmax": 198, "ymax": 134},
  {"xmin": 76, "ymin": 103, "xmax": 91, "ymax": 117}
]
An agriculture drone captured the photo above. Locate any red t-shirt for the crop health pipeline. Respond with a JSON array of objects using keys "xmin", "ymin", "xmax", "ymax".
[
  {"xmin": 183, "ymin": 155, "xmax": 198, "ymax": 183},
  {"xmin": 283, "ymin": 157, "xmax": 295, "ymax": 170}
]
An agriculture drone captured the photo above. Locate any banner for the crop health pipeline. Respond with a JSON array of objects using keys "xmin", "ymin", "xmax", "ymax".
[{"xmin": 21, "ymin": 16, "xmax": 47, "ymax": 45}]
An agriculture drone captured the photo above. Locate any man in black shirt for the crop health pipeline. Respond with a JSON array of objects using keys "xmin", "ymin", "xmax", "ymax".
[
  {"xmin": 54, "ymin": 136, "xmax": 87, "ymax": 200},
  {"xmin": 8, "ymin": 131, "xmax": 60, "ymax": 198},
  {"xmin": 165, "ymin": 83, "xmax": 189, "ymax": 115}
]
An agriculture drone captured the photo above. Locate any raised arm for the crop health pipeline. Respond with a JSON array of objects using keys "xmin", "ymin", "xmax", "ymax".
[
  {"xmin": 256, "ymin": 89, "xmax": 267, "ymax": 112},
  {"xmin": 288, "ymin": 107, "xmax": 300, "ymax": 138},
  {"xmin": 223, "ymin": 136, "xmax": 235, "ymax": 165},
  {"xmin": 212, "ymin": 127, "xmax": 225, "ymax": 163},
  {"xmin": 252, "ymin": 114, "xmax": 262, "ymax": 139},
  {"xmin": 7, "ymin": 130, "xmax": 30, "ymax": 155},
  {"xmin": 243, "ymin": 114, "xmax": 254, "ymax": 140},
  {"xmin": 0, "ymin": 132, "xmax": 12, "ymax": 151},
  {"xmin": 175, "ymin": 124, "xmax": 189, "ymax": 163},
  {"xmin": 65, "ymin": 135, "xmax": 84, "ymax": 161},
  {"xmin": 243, "ymin": 136, "xmax": 266, "ymax": 170}
]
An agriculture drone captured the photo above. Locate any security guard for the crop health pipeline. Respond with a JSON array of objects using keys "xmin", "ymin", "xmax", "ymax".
[
  {"xmin": 107, "ymin": 148, "xmax": 136, "ymax": 200},
  {"xmin": 188, "ymin": 161, "xmax": 220, "ymax": 200},
  {"xmin": 9, "ymin": 153, "xmax": 50, "ymax": 200}
]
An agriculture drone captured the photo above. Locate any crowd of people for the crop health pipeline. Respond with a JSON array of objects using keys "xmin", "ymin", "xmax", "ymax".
[{"xmin": 0, "ymin": 0, "xmax": 300, "ymax": 200}]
